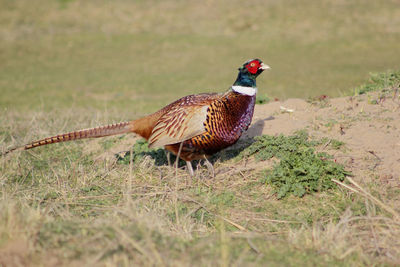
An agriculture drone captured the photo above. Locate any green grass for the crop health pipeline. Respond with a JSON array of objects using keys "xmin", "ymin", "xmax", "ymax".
[
  {"xmin": 240, "ymin": 131, "xmax": 349, "ymax": 198},
  {"xmin": 0, "ymin": 0, "xmax": 399, "ymax": 114},
  {"xmin": 354, "ymin": 70, "xmax": 400, "ymax": 95}
]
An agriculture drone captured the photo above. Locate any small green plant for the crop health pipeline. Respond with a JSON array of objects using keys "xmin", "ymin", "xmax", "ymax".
[
  {"xmin": 324, "ymin": 119, "xmax": 338, "ymax": 129},
  {"xmin": 266, "ymin": 149, "xmax": 349, "ymax": 199},
  {"xmin": 241, "ymin": 131, "xmax": 350, "ymax": 199},
  {"xmin": 354, "ymin": 70, "xmax": 400, "ymax": 95},
  {"xmin": 256, "ymin": 94, "xmax": 270, "ymax": 105},
  {"xmin": 240, "ymin": 130, "xmax": 319, "ymax": 161},
  {"xmin": 330, "ymin": 139, "xmax": 345, "ymax": 150}
]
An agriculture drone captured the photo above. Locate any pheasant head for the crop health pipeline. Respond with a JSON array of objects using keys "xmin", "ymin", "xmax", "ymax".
[{"xmin": 232, "ymin": 59, "xmax": 270, "ymax": 95}]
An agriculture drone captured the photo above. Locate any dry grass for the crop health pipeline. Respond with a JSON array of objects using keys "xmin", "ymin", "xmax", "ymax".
[{"xmin": 1, "ymin": 108, "xmax": 400, "ymax": 265}]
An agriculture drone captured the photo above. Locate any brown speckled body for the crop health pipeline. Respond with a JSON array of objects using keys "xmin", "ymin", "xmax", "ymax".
[{"xmin": 164, "ymin": 91, "xmax": 256, "ymax": 161}]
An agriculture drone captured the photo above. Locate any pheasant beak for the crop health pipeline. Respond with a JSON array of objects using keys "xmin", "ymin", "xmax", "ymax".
[{"xmin": 260, "ymin": 63, "xmax": 271, "ymax": 70}]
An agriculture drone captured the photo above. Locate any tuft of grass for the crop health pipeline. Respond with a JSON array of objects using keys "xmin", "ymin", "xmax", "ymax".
[
  {"xmin": 241, "ymin": 131, "xmax": 350, "ymax": 198},
  {"xmin": 354, "ymin": 70, "xmax": 400, "ymax": 95},
  {"xmin": 329, "ymin": 139, "xmax": 345, "ymax": 150},
  {"xmin": 255, "ymin": 94, "xmax": 271, "ymax": 105}
]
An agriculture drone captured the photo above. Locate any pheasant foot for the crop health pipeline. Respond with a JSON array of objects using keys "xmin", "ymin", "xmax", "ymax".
[{"xmin": 204, "ymin": 158, "xmax": 215, "ymax": 178}]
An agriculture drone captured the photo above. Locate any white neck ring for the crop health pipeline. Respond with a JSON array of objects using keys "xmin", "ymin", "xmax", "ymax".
[{"xmin": 231, "ymin": 86, "xmax": 257, "ymax": 96}]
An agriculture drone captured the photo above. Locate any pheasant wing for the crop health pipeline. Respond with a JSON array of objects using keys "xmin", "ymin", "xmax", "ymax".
[{"xmin": 148, "ymin": 104, "xmax": 209, "ymax": 148}]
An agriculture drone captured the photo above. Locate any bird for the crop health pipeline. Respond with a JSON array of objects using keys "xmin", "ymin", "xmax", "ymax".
[{"xmin": 2, "ymin": 59, "xmax": 270, "ymax": 176}]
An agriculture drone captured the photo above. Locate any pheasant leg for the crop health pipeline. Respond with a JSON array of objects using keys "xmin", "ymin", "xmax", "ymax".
[
  {"xmin": 166, "ymin": 151, "xmax": 171, "ymax": 166},
  {"xmin": 186, "ymin": 161, "xmax": 194, "ymax": 177},
  {"xmin": 204, "ymin": 158, "xmax": 215, "ymax": 178}
]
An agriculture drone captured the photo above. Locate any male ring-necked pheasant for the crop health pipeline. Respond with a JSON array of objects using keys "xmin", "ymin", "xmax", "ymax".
[{"xmin": 3, "ymin": 59, "xmax": 270, "ymax": 176}]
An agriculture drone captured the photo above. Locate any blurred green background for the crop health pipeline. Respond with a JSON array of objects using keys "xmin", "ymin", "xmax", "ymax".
[{"xmin": 1, "ymin": 0, "xmax": 399, "ymax": 114}]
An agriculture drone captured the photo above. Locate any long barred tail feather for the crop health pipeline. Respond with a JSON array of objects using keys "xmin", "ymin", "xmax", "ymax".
[{"xmin": 1, "ymin": 121, "xmax": 133, "ymax": 156}]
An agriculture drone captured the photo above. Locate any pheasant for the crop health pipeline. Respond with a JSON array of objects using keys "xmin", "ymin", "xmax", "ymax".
[{"xmin": 3, "ymin": 59, "xmax": 270, "ymax": 176}]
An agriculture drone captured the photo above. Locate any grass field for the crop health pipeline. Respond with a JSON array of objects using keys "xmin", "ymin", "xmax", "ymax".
[
  {"xmin": 1, "ymin": 0, "xmax": 399, "ymax": 114},
  {"xmin": 1, "ymin": 0, "xmax": 400, "ymax": 266}
]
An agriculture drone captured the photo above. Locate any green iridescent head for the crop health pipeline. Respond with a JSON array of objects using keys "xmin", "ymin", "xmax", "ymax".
[{"xmin": 234, "ymin": 59, "xmax": 270, "ymax": 87}]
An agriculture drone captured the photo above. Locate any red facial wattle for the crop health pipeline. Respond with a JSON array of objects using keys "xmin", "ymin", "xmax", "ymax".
[{"xmin": 246, "ymin": 61, "xmax": 261, "ymax": 74}]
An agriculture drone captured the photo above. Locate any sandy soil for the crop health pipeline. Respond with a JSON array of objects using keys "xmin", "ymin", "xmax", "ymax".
[{"xmin": 243, "ymin": 92, "xmax": 400, "ymax": 187}]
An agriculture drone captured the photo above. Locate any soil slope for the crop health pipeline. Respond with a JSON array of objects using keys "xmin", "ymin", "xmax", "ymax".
[{"xmin": 244, "ymin": 92, "xmax": 400, "ymax": 187}]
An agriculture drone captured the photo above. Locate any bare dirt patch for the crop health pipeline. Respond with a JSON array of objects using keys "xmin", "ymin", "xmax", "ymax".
[{"xmin": 246, "ymin": 92, "xmax": 400, "ymax": 188}]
